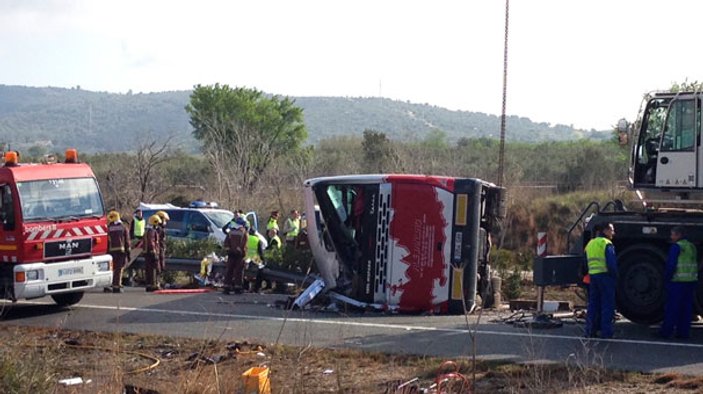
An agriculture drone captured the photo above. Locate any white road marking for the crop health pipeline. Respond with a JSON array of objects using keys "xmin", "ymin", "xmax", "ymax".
[{"xmin": 16, "ymin": 300, "xmax": 703, "ymax": 350}]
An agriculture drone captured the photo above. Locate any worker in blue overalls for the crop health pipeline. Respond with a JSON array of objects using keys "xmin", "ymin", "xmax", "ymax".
[
  {"xmin": 659, "ymin": 226, "xmax": 698, "ymax": 339},
  {"xmin": 584, "ymin": 223, "xmax": 618, "ymax": 339}
]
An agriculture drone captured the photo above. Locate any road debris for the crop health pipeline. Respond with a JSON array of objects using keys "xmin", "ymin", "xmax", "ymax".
[{"xmin": 58, "ymin": 377, "xmax": 91, "ymax": 386}]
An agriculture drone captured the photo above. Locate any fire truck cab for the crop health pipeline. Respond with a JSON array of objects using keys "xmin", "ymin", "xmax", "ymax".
[{"xmin": 0, "ymin": 150, "xmax": 112, "ymax": 307}]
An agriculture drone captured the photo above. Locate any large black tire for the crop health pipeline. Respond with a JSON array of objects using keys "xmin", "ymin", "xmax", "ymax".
[
  {"xmin": 616, "ymin": 245, "xmax": 666, "ymax": 325},
  {"xmin": 51, "ymin": 292, "xmax": 84, "ymax": 307},
  {"xmin": 694, "ymin": 269, "xmax": 703, "ymax": 316}
]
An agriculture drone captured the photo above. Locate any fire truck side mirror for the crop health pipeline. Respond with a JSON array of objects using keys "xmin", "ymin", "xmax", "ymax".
[{"xmin": 1, "ymin": 185, "xmax": 15, "ymax": 231}]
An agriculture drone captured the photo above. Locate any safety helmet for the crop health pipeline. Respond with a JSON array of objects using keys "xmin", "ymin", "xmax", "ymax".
[
  {"xmin": 107, "ymin": 210, "xmax": 120, "ymax": 223},
  {"xmin": 156, "ymin": 210, "xmax": 170, "ymax": 221},
  {"xmin": 148, "ymin": 214, "xmax": 162, "ymax": 226}
]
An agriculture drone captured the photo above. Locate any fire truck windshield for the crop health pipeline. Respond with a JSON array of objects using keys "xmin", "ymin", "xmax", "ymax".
[{"xmin": 17, "ymin": 177, "xmax": 105, "ymax": 222}]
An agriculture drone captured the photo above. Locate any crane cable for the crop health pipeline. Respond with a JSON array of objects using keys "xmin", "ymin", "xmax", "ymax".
[{"xmin": 498, "ymin": 0, "xmax": 510, "ymax": 187}]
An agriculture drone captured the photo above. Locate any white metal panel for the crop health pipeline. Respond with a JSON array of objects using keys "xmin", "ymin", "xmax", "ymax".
[{"xmin": 656, "ymin": 151, "xmax": 697, "ymax": 188}]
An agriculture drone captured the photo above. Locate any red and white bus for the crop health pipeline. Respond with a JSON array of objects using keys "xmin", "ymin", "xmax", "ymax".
[{"xmin": 304, "ymin": 174, "xmax": 506, "ymax": 314}]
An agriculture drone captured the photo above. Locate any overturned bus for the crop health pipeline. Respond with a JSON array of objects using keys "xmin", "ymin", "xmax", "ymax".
[{"xmin": 302, "ymin": 174, "xmax": 506, "ymax": 314}]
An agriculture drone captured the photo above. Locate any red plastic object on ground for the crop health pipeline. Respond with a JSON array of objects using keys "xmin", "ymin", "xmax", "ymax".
[{"xmin": 152, "ymin": 288, "xmax": 214, "ymax": 294}]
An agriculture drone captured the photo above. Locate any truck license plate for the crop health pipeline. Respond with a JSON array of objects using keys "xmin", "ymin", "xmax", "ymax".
[{"xmin": 58, "ymin": 267, "xmax": 84, "ymax": 277}]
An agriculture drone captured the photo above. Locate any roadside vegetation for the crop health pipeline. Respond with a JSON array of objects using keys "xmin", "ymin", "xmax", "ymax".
[{"xmin": 0, "ymin": 325, "xmax": 693, "ymax": 393}]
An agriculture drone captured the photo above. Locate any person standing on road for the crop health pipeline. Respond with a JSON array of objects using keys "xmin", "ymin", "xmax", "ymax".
[
  {"xmin": 222, "ymin": 209, "xmax": 250, "ymax": 234},
  {"xmin": 283, "ymin": 209, "xmax": 301, "ymax": 247},
  {"xmin": 246, "ymin": 227, "xmax": 266, "ymax": 265},
  {"xmin": 130, "ymin": 208, "xmax": 145, "ymax": 241},
  {"xmin": 106, "ymin": 210, "xmax": 130, "ymax": 293},
  {"xmin": 223, "ymin": 217, "xmax": 248, "ymax": 295},
  {"xmin": 246, "ymin": 226, "xmax": 267, "ymax": 292},
  {"xmin": 155, "ymin": 210, "xmax": 170, "ymax": 286},
  {"xmin": 125, "ymin": 208, "xmax": 145, "ymax": 287},
  {"xmin": 585, "ymin": 222, "xmax": 618, "ymax": 339},
  {"xmin": 144, "ymin": 214, "xmax": 162, "ymax": 292},
  {"xmin": 660, "ymin": 227, "xmax": 698, "ymax": 339}
]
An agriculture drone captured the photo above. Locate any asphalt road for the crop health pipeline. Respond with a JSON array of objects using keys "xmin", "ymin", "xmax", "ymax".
[{"xmin": 2, "ymin": 288, "xmax": 703, "ymax": 376}]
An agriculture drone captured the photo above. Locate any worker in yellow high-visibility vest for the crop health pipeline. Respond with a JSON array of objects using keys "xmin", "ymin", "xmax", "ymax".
[
  {"xmin": 246, "ymin": 227, "xmax": 267, "ymax": 292},
  {"xmin": 659, "ymin": 226, "xmax": 699, "ymax": 339},
  {"xmin": 130, "ymin": 208, "xmax": 145, "ymax": 240},
  {"xmin": 283, "ymin": 209, "xmax": 301, "ymax": 247},
  {"xmin": 584, "ymin": 222, "xmax": 618, "ymax": 339}
]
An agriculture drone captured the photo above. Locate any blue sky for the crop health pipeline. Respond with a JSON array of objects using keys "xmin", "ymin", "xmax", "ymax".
[{"xmin": 1, "ymin": 0, "xmax": 702, "ymax": 131}]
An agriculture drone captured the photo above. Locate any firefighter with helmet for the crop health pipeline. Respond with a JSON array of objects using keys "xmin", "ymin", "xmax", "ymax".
[
  {"xmin": 223, "ymin": 217, "xmax": 249, "ymax": 294},
  {"xmin": 155, "ymin": 210, "xmax": 170, "ymax": 285},
  {"xmin": 106, "ymin": 210, "xmax": 130, "ymax": 293},
  {"xmin": 144, "ymin": 214, "xmax": 162, "ymax": 292}
]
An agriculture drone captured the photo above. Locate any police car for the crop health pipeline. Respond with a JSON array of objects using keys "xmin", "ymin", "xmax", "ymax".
[{"xmin": 138, "ymin": 202, "xmax": 267, "ymax": 247}]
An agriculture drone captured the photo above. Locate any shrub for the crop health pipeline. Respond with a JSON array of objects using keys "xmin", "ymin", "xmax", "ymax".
[
  {"xmin": 503, "ymin": 269, "xmax": 523, "ymax": 301},
  {"xmin": 265, "ymin": 246, "xmax": 314, "ymax": 275}
]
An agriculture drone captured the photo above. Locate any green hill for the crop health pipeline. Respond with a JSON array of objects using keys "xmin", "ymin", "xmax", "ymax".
[{"xmin": 0, "ymin": 85, "xmax": 609, "ymax": 153}]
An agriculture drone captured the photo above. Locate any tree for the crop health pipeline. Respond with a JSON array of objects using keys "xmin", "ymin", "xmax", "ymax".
[
  {"xmin": 186, "ymin": 84, "xmax": 308, "ymax": 205},
  {"xmin": 134, "ymin": 136, "xmax": 176, "ymax": 202},
  {"xmin": 670, "ymin": 80, "xmax": 703, "ymax": 92},
  {"xmin": 361, "ymin": 129, "xmax": 400, "ymax": 173}
]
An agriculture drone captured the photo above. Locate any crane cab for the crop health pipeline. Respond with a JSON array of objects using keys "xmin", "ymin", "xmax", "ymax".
[{"xmin": 630, "ymin": 92, "xmax": 702, "ymax": 194}]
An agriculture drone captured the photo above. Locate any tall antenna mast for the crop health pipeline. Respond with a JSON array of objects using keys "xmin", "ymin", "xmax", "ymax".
[{"xmin": 498, "ymin": 0, "xmax": 510, "ymax": 187}]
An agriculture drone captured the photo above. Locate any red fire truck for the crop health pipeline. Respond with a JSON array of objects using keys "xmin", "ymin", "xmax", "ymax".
[
  {"xmin": 303, "ymin": 174, "xmax": 506, "ymax": 314},
  {"xmin": 0, "ymin": 150, "xmax": 112, "ymax": 307}
]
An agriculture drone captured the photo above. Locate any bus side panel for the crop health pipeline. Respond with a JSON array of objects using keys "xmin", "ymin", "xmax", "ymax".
[{"xmin": 387, "ymin": 182, "xmax": 453, "ymax": 312}]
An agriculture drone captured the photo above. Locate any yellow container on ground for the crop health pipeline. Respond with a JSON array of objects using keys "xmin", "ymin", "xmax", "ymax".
[{"xmin": 241, "ymin": 366, "xmax": 271, "ymax": 394}]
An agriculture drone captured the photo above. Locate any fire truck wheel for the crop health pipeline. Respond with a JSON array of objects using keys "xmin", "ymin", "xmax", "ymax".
[
  {"xmin": 616, "ymin": 244, "xmax": 666, "ymax": 325},
  {"xmin": 51, "ymin": 292, "xmax": 84, "ymax": 307}
]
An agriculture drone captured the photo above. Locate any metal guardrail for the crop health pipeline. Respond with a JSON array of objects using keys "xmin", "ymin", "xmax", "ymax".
[
  {"xmin": 130, "ymin": 257, "xmax": 213, "ymax": 275},
  {"xmin": 129, "ymin": 257, "xmax": 312, "ymax": 286}
]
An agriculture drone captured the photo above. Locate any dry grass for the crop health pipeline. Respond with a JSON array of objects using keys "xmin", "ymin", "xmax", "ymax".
[{"xmin": 0, "ymin": 324, "xmax": 695, "ymax": 393}]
